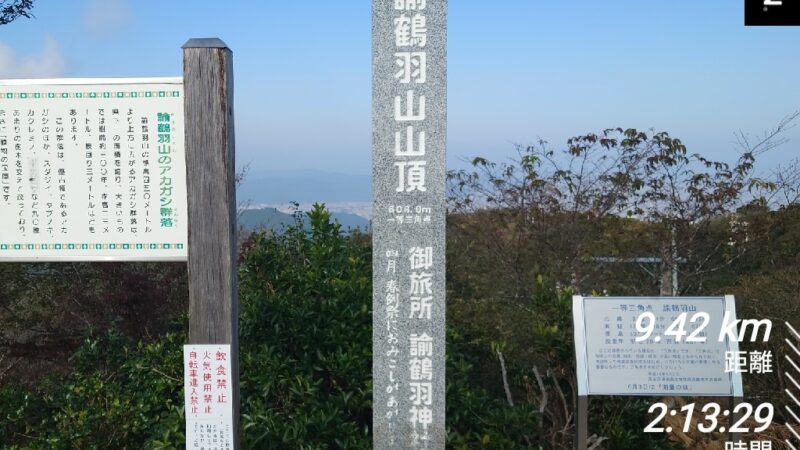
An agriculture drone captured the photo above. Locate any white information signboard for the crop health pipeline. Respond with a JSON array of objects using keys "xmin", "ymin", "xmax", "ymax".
[
  {"xmin": 573, "ymin": 296, "xmax": 744, "ymax": 397},
  {"xmin": 0, "ymin": 78, "xmax": 187, "ymax": 261},
  {"xmin": 184, "ymin": 344, "xmax": 234, "ymax": 450}
]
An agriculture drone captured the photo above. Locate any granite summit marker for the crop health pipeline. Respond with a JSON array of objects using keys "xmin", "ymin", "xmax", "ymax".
[{"xmin": 372, "ymin": 1, "xmax": 447, "ymax": 449}]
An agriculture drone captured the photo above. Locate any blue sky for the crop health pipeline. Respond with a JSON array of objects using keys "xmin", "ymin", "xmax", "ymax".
[{"xmin": 1, "ymin": 0, "xmax": 799, "ymax": 202}]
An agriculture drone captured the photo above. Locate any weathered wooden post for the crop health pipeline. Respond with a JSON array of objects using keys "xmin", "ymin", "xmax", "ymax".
[
  {"xmin": 182, "ymin": 38, "xmax": 239, "ymax": 449},
  {"xmin": 372, "ymin": 1, "xmax": 447, "ymax": 449}
]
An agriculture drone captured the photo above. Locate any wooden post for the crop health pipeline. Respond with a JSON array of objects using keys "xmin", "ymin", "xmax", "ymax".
[
  {"xmin": 576, "ymin": 396, "xmax": 588, "ymax": 450},
  {"xmin": 730, "ymin": 395, "xmax": 743, "ymax": 443},
  {"xmin": 182, "ymin": 38, "xmax": 239, "ymax": 449}
]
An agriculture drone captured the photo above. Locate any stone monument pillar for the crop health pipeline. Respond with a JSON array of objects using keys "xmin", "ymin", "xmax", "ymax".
[{"xmin": 372, "ymin": 1, "xmax": 447, "ymax": 449}]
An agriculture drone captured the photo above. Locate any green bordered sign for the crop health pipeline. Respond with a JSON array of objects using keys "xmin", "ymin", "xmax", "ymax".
[{"xmin": 0, "ymin": 78, "xmax": 187, "ymax": 261}]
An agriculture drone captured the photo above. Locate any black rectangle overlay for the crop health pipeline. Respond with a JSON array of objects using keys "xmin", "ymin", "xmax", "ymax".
[{"xmin": 745, "ymin": 0, "xmax": 800, "ymax": 26}]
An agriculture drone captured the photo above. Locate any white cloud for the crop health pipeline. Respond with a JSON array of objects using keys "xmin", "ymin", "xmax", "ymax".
[
  {"xmin": 82, "ymin": 0, "xmax": 134, "ymax": 36},
  {"xmin": 0, "ymin": 36, "xmax": 66, "ymax": 79}
]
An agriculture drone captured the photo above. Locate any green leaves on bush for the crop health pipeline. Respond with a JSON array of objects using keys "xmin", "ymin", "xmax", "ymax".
[{"xmin": 1, "ymin": 204, "xmax": 676, "ymax": 449}]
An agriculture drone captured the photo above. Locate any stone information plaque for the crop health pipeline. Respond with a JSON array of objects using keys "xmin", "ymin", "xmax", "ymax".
[
  {"xmin": 0, "ymin": 78, "xmax": 187, "ymax": 261},
  {"xmin": 184, "ymin": 344, "xmax": 234, "ymax": 450},
  {"xmin": 372, "ymin": 1, "xmax": 447, "ymax": 448}
]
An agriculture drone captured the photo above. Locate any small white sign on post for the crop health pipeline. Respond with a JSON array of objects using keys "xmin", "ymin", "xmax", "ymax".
[
  {"xmin": 572, "ymin": 296, "xmax": 745, "ymax": 450},
  {"xmin": 184, "ymin": 344, "xmax": 234, "ymax": 450},
  {"xmin": 0, "ymin": 78, "xmax": 187, "ymax": 262},
  {"xmin": 573, "ymin": 296, "xmax": 744, "ymax": 396}
]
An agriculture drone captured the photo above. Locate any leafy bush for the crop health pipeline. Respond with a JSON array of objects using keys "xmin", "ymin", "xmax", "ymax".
[
  {"xmin": 236, "ymin": 205, "xmax": 373, "ymax": 449},
  {"xmin": 0, "ymin": 204, "xmax": 686, "ymax": 449},
  {"xmin": 1, "ymin": 326, "xmax": 186, "ymax": 449}
]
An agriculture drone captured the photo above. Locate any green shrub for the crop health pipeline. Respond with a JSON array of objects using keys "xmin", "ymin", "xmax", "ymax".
[
  {"xmin": 1, "ymin": 327, "xmax": 186, "ymax": 449},
  {"xmin": 1, "ymin": 204, "xmax": 676, "ymax": 449}
]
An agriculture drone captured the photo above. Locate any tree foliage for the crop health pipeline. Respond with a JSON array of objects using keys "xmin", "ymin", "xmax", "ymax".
[
  {"xmin": 445, "ymin": 123, "xmax": 799, "ymax": 448},
  {"xmin": 0, "ymin": 261, "xmax": 188, "ymax": 387},
  {"xmin": 2, "ymin": 205, "xmax": 594, "ymax": 449},
  {"xmin": 447, "ymin": 118, "xmax": 797, "ymax": 296},
  {"xmin": 1, "ymin": 118, "xmax": 797, "ymax": 448},
  {"xmin": 0, "ymin": 0, "xmax": 34, "ymax": 25}
]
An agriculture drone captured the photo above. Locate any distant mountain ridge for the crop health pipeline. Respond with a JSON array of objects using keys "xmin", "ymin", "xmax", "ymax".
[{"xmin": 238, "ymin": 207, "xmax": 370, "ymax": 232}]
